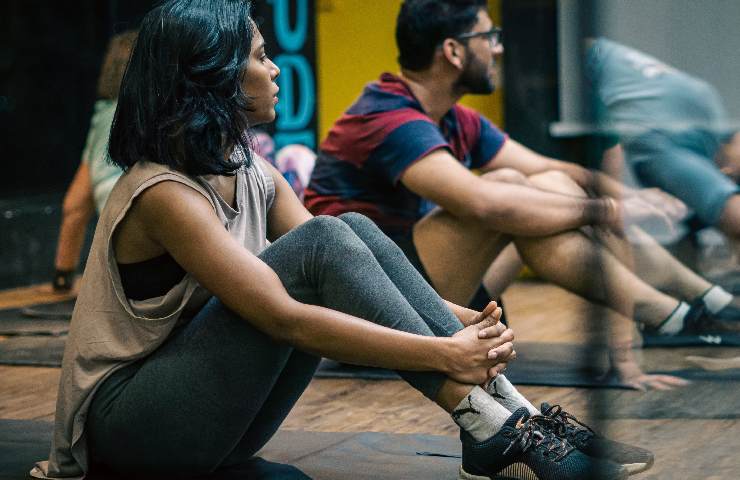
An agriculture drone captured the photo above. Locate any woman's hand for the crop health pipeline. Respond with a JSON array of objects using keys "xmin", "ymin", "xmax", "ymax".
[{"xmin": 444, "ymin": 302, "xmax": 516, "ymax": 385}]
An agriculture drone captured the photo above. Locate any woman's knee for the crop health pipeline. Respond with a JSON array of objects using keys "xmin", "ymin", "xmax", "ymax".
[
  {"xmin": 337, "ymin": 212, "xmax": 382, "ymax": 235},
  {"xmin": 304, "ymin": 214, "xmax": 348, "ymax": 234},
  {"xmin": 337, "ymin": 211, "xmax": 372, "ymax": 226},
  {"xmin": 303, "ymin": 215, "xmax": 368, "ymax": 252}
]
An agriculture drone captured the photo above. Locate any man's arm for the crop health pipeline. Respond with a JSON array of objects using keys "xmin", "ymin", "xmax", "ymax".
[
  {"xmin": 400, "ymin": 149, "xmax": 617, "ymax": 236},
  {"xmin": 483, "ymin": 138, "xmax": 633, "ymax": 199},
  {"xmin": 485, "ymin": 138, "xmax": 687, "ymax": 225}
]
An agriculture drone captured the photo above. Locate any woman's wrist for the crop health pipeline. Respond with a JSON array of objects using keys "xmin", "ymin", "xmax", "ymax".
[
  {"xmin": 444, "ymin": 300, "xmax": 477, "ymax": 326},
  {"xmin": 432, "ymin": 337, "xmax": 457, "ymax": 375}
]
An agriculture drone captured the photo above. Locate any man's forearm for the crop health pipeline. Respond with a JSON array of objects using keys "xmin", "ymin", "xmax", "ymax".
[
  {"xmin": 550, "ymin": 159, "xmax": 632, "ymax": 199},
  {"xmin": 469, "ymin": 182, "xmax": 617, "ymax": 236}
]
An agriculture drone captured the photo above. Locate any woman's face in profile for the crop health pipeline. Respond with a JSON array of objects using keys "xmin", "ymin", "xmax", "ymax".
[{"xmin": 242, "ymin": 26, "xmax": 281, "ymax": 126}]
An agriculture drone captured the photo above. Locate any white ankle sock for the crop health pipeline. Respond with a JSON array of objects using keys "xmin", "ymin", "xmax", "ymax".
[
  {"xmin": 451, "ymin": 386, "xmax": 512, "ymax": 442},
  {"xmin": 658, "ymin": 301, "xmax": 690, "ymax": 335},
  {"xmin": 702, "ymin": 286, "xmax": 733, "ymax": 314},
  {"xmin": 486, "ymin": 375, "xmax": 539, "ymax": 415}
]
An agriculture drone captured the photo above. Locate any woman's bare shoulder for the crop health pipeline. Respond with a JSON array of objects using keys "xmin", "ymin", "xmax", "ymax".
[{"xmin": 114, "ymin": 180, "xmax": 215, "ymax": 263}]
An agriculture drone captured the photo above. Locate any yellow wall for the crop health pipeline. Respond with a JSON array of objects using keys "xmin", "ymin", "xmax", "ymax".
[{"xmin": 316, "ymin": 0, "xmax": 504, "ymax": 141}]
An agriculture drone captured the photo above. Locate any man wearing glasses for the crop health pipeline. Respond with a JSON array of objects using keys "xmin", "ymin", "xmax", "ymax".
[{"xmin": 306, "ymin": 0, "xmax": 739, "ymax": 389}]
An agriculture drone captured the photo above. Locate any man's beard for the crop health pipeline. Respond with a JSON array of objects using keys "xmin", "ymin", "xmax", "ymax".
[{"xmin": 454, "ymin": 52, "xmax": 495, "ymax": 95}]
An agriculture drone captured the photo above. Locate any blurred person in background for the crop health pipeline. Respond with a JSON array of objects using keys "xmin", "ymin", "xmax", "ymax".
[
  {"xmin": 587, "ymin": 38, "xmax": 740, "ymax": 284},
  {"xmin": 51, "ymin": 30, "xmax": 137, "ymax": 292}
]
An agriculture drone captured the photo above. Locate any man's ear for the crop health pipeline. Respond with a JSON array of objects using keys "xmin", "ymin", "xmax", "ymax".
[{"xmin": 441, "ymin": 38, "xmax": 465, "ymax": 70}]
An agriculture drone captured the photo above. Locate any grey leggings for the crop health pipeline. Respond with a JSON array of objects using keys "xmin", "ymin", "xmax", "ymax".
[{"xmin": 86, "ymin": 213, "xmax": 464, "ymax": 477}]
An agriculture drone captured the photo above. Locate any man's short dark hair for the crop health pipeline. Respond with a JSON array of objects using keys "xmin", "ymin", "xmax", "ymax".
[{"xmin": 396, "ymin": 0, "xmax": 487, "ymax": 71}]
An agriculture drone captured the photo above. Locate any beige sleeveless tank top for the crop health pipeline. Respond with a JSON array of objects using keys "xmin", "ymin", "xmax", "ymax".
[{"xmin": 33, "ymin": 150, "xmax": 275, "ymax": 479}]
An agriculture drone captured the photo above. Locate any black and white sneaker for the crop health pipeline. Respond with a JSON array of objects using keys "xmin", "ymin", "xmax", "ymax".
[
  {"xmin": 682, "ymin": 302, "xmax": 740, "ymax": 334},
  {"xmin": 696, "ymin": 299, "xmax": 740, "ymax": 323},
  {"xmin": 459, "ymin": 407, "xmax": 627, "ymax": 480},
  {"xmin": 541, "ymin": 403, "xmax": 654, "ymax": 475},
  {"xmin": 643, "ymin": 301, "xmax": 740, "ymax": 337}
]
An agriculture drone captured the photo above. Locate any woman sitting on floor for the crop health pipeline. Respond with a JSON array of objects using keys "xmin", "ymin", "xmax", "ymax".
[{"xmin": 32, "ymin": 1, "xmax": 647, "ymax": 479}]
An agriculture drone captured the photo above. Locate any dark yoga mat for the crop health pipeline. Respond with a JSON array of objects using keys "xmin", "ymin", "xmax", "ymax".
[
  {"xmin": 0, "ymin": 300, "xmax": 74, "ymax": 336},
  {"xmin": 593, "ymin": 379, "xmax": 740, "ymax": 419},
  {"xmin": 0, "ymin": 336, "xmax": 66, "ymax": 367},
  {"xmin": 641, "ymin": 331, "xmax": 740, "ymax": 347},
  {"xmin": 0, "ymin": 420, "xmax": 460, "ymax": 480},
  {"xmin": 317, "ymin": 342, "xmax": 740, "ymax": 388},
  {"xmin": 4, "ymin": 336, "xmax": 740, "ymax": 392},
  {"xmin": 20, "ymin": 299, "xmax": 76, "ymax": 320}
]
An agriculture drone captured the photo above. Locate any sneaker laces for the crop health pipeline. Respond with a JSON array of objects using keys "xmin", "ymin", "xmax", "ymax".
[
  {"xmin": 503, "ymin": 415, "xmax": 575, "ymax": 462},
  {"xmin": 541, "ymin": 404, "xmax": 594, "ymax": 446}
]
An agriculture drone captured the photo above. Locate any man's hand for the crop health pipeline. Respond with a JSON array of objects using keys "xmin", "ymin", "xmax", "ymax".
[
  {"xmin": 608, "ymin": 346, "xmax": 690, "ymax": 391},
  {"xmin": 610, "ymin": 360, "xmax": 690, "ymax": 391},
  {"xmin": 618, "ymin": 195, "xmax": 680, "ymax": 234},
  {"xmin": 634, "ymin": 188, "xmax": 688, "ymax": 222}
]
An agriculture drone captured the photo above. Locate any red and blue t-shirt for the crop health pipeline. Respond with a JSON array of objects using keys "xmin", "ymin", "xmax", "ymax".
[{"xmin": 304, "ymin": 73, "xmax": 507, "ymax": 236}]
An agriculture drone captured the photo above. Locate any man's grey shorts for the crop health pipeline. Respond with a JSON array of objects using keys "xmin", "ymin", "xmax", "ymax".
[{"xmin": 625, "ymin": 129, "xmax": 739, "ymax": 226}]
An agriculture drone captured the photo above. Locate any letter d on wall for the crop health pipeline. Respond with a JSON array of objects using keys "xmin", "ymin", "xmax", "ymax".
[
  {"xmin": 269, "ymin": 0, "xmax": 308, "ymax": 52},
  {"xmin": 275, "ymin": 53, "xmax": 315, "ymax": 131}
]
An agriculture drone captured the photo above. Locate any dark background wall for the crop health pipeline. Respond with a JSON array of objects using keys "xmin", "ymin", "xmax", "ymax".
[
  {"xmin": 502, "ymin": 0, "xmax": 601, "ymax": 167},
  {"xmin": 0, "ymin": 0, "xmax": 152, "ymax": 197},
  {"xmin": 0, "ymin": 0, "xmax": 317, "ymax": 198},
  {"xmin": 502, "ymin": 0, "xmax": 560, "ymax": 158},
  {"xmin": 0, "ymin": 0, "xmax": 153, "ymax": 289},
  {"xmin": 0, "ymin": 0, "xmax": 317, "ymax": 289}
]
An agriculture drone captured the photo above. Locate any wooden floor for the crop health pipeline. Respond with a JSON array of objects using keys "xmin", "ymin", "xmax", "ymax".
[{"xmin": 1, "ymin": 281, "xmax": 738, "ymax": 479}]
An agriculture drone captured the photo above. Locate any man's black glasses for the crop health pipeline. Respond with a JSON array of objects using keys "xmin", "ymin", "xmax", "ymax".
[{"xmin": 455, "ymin": 27, "xmax": 503, "ymax": 48}]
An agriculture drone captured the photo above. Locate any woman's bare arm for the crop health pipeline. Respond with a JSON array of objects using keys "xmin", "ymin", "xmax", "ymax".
[
  {"xmin": 131, "ymin": 180, "xmax": 513, "ymax": 384},
  {"xmin": 260, "ymin": 159, "xmax": 313, "ymax": 241}
]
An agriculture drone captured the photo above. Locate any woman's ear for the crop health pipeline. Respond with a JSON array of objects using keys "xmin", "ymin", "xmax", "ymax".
[{"xmin": 441, "ymin": 38, "xmax": 465, "ymax": 70}]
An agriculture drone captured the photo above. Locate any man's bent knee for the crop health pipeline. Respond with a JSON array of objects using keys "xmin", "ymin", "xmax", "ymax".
[
  {"xmin": 480, "ymin": 168, "xmax": 529, "ymax": 185},
  {"xmin": 528, "ymin": 170, "xmax": 586, "ymax": 197}
]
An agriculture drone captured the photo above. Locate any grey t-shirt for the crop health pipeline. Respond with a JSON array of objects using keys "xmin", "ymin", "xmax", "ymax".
[{"xmin": 586, "ymin": 37, "xmax": 730, "ymax": 144}]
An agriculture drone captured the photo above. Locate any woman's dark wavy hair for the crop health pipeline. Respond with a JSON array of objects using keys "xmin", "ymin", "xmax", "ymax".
[
  {"xmin": 109, "ymin": 0, "xmax": 255, "ymax": 176},
  {"xmin": 396, "ymin": 0, "xmax": 487, "ymax": 71}
]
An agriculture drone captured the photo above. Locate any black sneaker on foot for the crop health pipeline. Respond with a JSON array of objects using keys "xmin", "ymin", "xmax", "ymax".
[
  {"xmin": 459, "ymin": 407, "xmax": 627, "ymax": 480},
  {"xmin": 541, "ymin": 403, "xmax": 653, "ymax": 475},
  {"xmin": 643, "ymin": 301, "xmax": 740, "ymax": 337},
  {"xmin": 684, "ymin": 301, "xmax": 740, "ymax": 334},
  {"xmin": 699, "ymin": 298, "xmax": 740, "ymax": 323}
]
